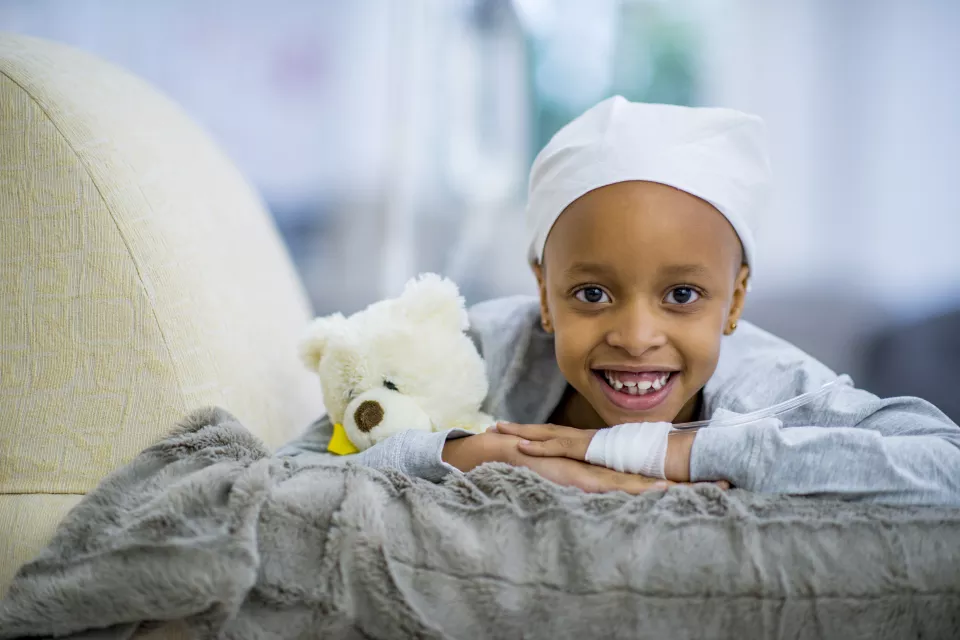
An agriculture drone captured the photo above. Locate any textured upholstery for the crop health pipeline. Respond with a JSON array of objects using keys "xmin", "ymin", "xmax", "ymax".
[{"xmin": 0, "ymin": 33, "xmax": 323, "ymax": 592}]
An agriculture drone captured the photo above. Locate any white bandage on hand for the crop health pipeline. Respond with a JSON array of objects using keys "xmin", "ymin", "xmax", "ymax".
[{"xmin": 585, "ymin": 422, "xmax": 673, "ymax": 479}]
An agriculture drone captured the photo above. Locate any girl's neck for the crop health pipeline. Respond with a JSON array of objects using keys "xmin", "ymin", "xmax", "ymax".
[
  {"xmin": 549, "ymin": 386, "xmax": 702, "ymax": 429},
  {"xmin": 548, "ymin": 386, "xmax": 606, "ymax": 429}
]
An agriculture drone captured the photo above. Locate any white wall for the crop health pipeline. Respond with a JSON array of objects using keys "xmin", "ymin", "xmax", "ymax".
[
  {"xmin": 0, "ymin": 0, "xmax": 394, "ymax": 208},
  {"xmin": 4, "ymin": 0, "xmax": 957, "ymax": 375},
  {"xmin": 701, "ymin": 0, "xmax": 960, "ymax": 322}
]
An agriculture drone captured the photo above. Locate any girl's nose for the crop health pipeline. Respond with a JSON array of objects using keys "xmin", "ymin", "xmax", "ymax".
[{"xmin": 604, "ymin": 302, "xmax": 667, "ymax": 356}]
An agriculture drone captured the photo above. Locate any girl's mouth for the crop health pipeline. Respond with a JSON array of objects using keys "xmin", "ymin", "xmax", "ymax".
[{"xmin": 592, "ymin": 369, "xmax": 677, "ymax": 412}]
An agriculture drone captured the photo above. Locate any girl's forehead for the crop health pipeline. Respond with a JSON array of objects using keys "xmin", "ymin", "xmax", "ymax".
[{"xmin": 543, "ymin": 182, "xmax": 743, "ymax": 271}]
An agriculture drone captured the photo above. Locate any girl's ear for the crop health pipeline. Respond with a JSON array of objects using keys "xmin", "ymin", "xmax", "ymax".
[
  {"xmin": 299, "ymin": 313, "xmax": 347, "ymax": 371},
  {"xmin": 725, "ymin": 264, "xmax": 750, "ymax": 335},
  {"xmin": 532, "ymin": 261, "xmax": 554, "ymax": 334}
]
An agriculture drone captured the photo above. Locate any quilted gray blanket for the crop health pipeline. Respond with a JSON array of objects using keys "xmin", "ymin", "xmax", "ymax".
[{"xmin": 1, "ymin": 407, "xmax": 959, "ymax": 640}]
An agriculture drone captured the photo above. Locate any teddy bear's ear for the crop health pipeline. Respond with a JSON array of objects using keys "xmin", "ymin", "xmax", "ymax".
[
  {"xmin": 299, "ymin": 313, "xmax": 347, "ymax": 371},
  {"xmin": 398, "ymin": 273, "xmax": 468, "ymax": 331}
]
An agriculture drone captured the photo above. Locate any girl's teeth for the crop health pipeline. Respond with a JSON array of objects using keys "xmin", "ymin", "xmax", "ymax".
[{"xmin": 603, "ymin": 371, "xmax": 671, "ymax": 394}]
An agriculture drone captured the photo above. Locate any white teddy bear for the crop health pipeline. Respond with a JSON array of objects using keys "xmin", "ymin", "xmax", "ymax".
[{"xmin": 299, "ymin": 273, "xmax": 494, "ymax": 453}]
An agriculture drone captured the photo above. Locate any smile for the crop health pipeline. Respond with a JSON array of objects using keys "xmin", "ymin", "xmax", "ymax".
[
  {"xmin": 601, "ymin": 370, "xmax": 670, "ymax": 395},
  {"xmin": 592, "ymin": 369, "xmax": 678, "ymax": 411}
]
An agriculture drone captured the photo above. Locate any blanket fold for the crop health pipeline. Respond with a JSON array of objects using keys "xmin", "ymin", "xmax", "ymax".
[{"xmin": 2, "ymin": 407, "xmax": 959, "ymax": 640}]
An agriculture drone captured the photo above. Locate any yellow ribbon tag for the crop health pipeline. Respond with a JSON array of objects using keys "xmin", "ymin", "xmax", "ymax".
[{"xmin": 327, "ymin": 423, "xmax": 359, "ymax": 455}]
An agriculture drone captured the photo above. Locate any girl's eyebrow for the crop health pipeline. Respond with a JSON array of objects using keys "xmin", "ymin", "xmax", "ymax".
[
  {"xmin": 564, "ymin": 261, "xmax": 618, "ymax": 279},
  {"xmin": 659, "ymin": 264, "xmax": 710, "ymax": 277},
  {"xmin": 565, "ymin": 262, "xmax": 711, "ymax": 279}
]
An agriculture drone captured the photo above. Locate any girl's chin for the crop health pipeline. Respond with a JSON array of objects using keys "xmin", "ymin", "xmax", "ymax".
[{"xmin": 595, "ymin": 393, "xmax": 682, "ymax": 426}]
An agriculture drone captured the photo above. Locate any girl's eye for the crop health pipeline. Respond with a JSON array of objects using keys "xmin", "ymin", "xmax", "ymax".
[
  {"xmin": 574, "ymin": 287, "xmax": 611, "ymax": 304},
  {"xmin": 383, "ymin": 380, "xmax": 398, "ymax": 391},
  {"xmin": 664, "ymin": 287, "xmax": 700, "ymax": 305}
]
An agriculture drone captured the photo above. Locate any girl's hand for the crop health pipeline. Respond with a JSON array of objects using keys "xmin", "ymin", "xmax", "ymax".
[
  {"xmin": 494, "ymin": 422, "xmax": 702, "ymax": 484},
  {"xmin": 524, "ymin": 453, "xmax": 728, "ymax": 493},
  {"xmin": 443, "ymin": 432, "xmax": 677, "ymax": 494},
  {"xmin": 492, "ymin": 422, "xmax": 596, "ymax": 461},
  {"xmin": 523, "ymin": 456, "xmax": 676, "ymax": 494},
  {"xmin": 442, "ymin": 430, "xmax": 726, "ymax": 493}
]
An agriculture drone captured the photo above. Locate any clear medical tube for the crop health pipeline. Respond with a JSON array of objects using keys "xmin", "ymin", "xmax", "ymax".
[{"xmin": 669, "ymin": 377, "xmax": 848, "ymax": 432}]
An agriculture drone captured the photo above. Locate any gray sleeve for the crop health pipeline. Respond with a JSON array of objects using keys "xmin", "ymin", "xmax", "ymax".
[
  {"xmin": 275, "ymin": 415, "xmax": 469, "ymax": 482},
  {"xmin": 690, "ymin": 386, "xmax": 960, "ymax": 506}
]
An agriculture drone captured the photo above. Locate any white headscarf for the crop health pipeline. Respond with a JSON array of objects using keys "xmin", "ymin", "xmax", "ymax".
[{"xmin": 525, "ymin": 96, "xmax": 771, "ymax": 275}]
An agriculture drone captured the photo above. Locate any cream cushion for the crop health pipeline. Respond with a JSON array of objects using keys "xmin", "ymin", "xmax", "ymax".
[{"xmin": 0, "ymin": 33, "xmax": 323, "ymax": 592}]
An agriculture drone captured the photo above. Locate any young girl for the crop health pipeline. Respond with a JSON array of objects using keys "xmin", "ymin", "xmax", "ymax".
[{"xmin": 278, "ymin": 96, "xmax": 960, "ymax": 505}]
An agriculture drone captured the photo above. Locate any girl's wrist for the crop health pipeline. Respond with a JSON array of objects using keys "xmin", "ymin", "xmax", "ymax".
[
  {"xmin": 442, "ymin": 435, "xmax": 483, "ymax": 472},
  {"xmin": 442, "ymin": 432, "xmax": 516, "ymax": 472},
  {"xmin": 664, "ymin": 430, "xmax": 696, "ymax": 482}
]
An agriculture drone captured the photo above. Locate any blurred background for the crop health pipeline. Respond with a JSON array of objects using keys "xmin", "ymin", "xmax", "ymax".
[{"xmin": 2, "ymin": 0, "xmax": 958, "ymax": 419}]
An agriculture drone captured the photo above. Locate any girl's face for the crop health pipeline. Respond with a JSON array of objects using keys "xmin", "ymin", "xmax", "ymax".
[{"xmin": 535, "ymin": 181, "xmax": 749, "ymax": 427}]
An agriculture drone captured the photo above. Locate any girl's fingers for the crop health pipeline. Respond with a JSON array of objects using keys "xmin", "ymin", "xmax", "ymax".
[
  {"xmin": 495, "ymin": 422, "xmax": 557, "ymax": 441},
  {"xmin": 517, "ymin": 437, "xmax": 588, "ymax": 460},
  {"xmin": 580, "ymin": 464, "xmax": 672, "ymax": 495},
  {"xmin": 606, "ymin": 475, "xmax": 675, "ymax": 495},
  {"xmin": 517, "ymin": 456, "xmax": 677, "ymax": 495}
]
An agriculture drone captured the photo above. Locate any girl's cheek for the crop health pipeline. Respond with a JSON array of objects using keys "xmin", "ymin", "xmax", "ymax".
[
  {"xmin": 691, "ymin": 334, "xmax": 724, "ymax": 370},
  {"xmin": 673, "ymin": 325, "xmax": 719, "ymax": 358}
]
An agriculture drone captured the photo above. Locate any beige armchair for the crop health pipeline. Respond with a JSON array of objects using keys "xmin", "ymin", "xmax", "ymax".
[{"xmin": 0, "ymin": 33, "xmax": 322, "ymax": 593}]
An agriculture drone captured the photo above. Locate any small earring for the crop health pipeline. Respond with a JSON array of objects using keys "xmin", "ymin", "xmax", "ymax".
[
  {"xmin": 726, "ymin": 320, "xmax": 738, "ymax": 334},
  {"xmin": 540, "ymin": 315, "xmax": 553, "ymax": 333}
]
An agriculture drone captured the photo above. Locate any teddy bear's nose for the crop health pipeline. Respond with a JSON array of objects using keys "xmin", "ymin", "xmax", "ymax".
[{"xmin": 354, "ymin": 400, "xmax": 385, "ymax": 432}]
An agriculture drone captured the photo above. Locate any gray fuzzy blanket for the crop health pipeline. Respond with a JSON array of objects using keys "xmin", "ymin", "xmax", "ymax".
[{"xmin": 2, "ymin": 408, "xmax": 959, "ymax": 640}]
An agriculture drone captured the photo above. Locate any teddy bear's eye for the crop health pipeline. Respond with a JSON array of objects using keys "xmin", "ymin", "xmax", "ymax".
[{"xmin": 383, "ymin": 380, "xmax": 398, "ymax": 391}]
